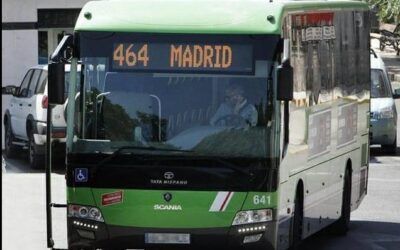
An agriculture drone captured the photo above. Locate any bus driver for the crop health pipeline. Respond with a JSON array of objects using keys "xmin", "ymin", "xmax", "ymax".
[{"xmin": 210, "ymin": 84, "xmax": 258, "ymax": 127}]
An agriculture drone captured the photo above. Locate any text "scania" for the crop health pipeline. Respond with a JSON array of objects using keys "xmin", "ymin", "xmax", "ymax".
[{"xmin": 153, "ymin": 204, "xmax": 183, "ymax": 211}]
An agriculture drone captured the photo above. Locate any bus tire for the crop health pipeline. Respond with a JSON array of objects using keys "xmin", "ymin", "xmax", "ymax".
[
  {"xmin": 331, "ymin": 168, "xmax": 351, "ymax": 235},
  {"xmin": 289, "ymin": 186, "xmax": 303, "ymax": 250}
]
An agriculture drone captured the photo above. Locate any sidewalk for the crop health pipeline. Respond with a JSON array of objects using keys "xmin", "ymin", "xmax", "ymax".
[
  {"xmin": 2, "ymin": 173, "xmax": 68, "ymax": 250},
  {"xmin": 371, "ymin": 34, "xmax": 400, "ymax": 89}
]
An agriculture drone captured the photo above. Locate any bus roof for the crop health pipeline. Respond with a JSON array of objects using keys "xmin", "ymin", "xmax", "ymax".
[{"xmin": 75, "ymin": 0, "xmax": 368, "ymax": 34}]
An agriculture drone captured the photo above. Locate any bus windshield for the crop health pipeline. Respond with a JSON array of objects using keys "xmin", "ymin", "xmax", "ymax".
[{"xmin": 71, "ymin": 32, "xmax": 279, "ymax": 160}]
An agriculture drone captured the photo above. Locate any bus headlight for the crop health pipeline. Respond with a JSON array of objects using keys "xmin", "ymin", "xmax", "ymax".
[
  {"xmin": 232, "ymin": 209, "xmax": 272, "ymax": 226},
  {"xmin": 68, "ymin": 204, "xmax": 104, "ymax": 222},
  {"xmin": 89, "ymin": 207, "xmax": 103, "ymax": 221}
]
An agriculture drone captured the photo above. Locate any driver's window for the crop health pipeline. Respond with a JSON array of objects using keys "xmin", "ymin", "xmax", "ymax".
[{"xmin": 19, "ymin": 70, "xmax": 33, "ymax": 97}]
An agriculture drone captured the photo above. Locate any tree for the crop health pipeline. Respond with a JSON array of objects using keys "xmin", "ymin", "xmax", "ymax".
[{"xmin": 367, "ymin": 0, "xmax": 400, "ymax": 23}]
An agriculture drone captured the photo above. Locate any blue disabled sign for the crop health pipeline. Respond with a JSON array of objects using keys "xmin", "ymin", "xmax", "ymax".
[{"xmin": 75, "ymin": 168, "xmax": 88, "ymax": 182}]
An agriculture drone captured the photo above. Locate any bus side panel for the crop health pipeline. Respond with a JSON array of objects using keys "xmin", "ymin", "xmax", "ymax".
[{"xmin": 277, "ymin": 8, "xmax": 370, "ymax": 249}]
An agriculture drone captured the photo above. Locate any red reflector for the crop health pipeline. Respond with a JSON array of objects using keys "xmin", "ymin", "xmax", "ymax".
[
  {"xmin": 52, "ymin": 131, "xmax": 66, "ymax": 138},
  {"xmin": 42, "ymin": 95, "xmax": 48, "ymax": 109},
  {"xmin": 102, "ymin": 191, "xmax": 123, "ymax": 206}
]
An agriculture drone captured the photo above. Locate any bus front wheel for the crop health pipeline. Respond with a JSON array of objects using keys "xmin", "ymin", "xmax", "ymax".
[
  {"xmin": 331, "ymin": 168, "xmax": 351, "ymax": 235},
  {"xmin": 289, "ymin": 187, "xmax": 304, "ymax": 250}
]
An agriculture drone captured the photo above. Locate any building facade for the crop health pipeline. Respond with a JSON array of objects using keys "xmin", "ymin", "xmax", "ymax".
[{"xmin": 2, "ymin": 0, "xmax": 93, "ymax": 149}]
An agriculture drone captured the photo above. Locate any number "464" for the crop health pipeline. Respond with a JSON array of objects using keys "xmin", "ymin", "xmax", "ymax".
[
  {"xmin": 113, "ymin": 43, "xmax": 149, "ymax": 67},
  {"xmin": 253, "ymin": 195, "xmax": 271, "ymax": 205}
]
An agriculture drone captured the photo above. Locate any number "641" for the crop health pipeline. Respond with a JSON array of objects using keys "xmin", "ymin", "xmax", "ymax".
[{"xmin": 253, "ymin": 195, "xmax": 271, "ymax": 205}]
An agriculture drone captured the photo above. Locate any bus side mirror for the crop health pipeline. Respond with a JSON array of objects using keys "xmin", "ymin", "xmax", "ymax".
[
  {"xmin": 50, "ymin": 35, "xmax": 74, "ymax": 62},
  {"xmin": 48, "ymin": 34, "xmax": 74, "ymax": 105},
  {"xmin": 48, "ymin": 63, "xmax": 65, "ymax": 104},
  {"xmin": 277, "ymin": 59, "xmax": 293, "ymax": 101}
]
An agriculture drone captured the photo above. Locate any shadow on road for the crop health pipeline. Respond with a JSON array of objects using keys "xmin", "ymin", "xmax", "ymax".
[
  {"xmin": 300, "ymin": 220, "xmax": 400, "ymax": 250},
  {"xmin": 369, "ymin": 146, "xmax": 400, "ymax": 164}
]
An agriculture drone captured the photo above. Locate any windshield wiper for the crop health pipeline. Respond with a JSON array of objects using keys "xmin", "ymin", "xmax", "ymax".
[
  {"xmin": 159, "ymin": 155, "xmax": 255, "ymax": 178},
  {"xmin": 93, "ymin": 146, "xmax": 193, "ymax": 172},
  {"xmin": 204, "ymin": 156, "xmax": 255, "ymax": 178},
  {"xmin": 110, "ymin": 145, "xmax": 193, "ymax": 153}
]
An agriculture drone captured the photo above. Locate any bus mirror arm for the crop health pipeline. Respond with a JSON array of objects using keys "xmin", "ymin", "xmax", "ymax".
[
  {"xmin": 50, "ymin": 35, "xmax": 74, "ymax": 63},
  {"xmin": 277, "ymin": 59, "xmax": 293, "ymax": 101}
]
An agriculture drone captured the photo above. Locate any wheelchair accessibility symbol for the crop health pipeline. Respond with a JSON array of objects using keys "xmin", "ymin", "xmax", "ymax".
[{"xmin": 75, "ymin": 168, "xmax": 88, "ymax": 182}]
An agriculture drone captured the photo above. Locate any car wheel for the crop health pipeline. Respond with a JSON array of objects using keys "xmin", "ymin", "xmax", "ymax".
[
  {"xmin": 5, "ymin": 123, "xmax": 19, "ymax": 158},
  {"xmin": 382, "ymin": 137, "xmax": 397, "ymax": 155},
  {"xmin": 28, "ymin": 132, "xmax": 44, "ymax": 169},
  {"xmin": 330, "ymin": 168, "xmax": 351, "ymax": 235}
]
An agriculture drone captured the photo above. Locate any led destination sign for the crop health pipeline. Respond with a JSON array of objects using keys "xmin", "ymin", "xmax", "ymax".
[{"xmin": 112, "ymin": 43, "xmax": 253, "ymax": 74}]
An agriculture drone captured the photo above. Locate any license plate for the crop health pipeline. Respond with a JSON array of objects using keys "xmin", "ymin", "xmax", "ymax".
[{"xmin": 145, "ymin": 233, "xmax": 191, "ymax": 244}]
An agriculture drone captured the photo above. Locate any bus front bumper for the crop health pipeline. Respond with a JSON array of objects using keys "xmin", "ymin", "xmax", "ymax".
[{"xmin": 67, "ymin": 218, "xmax": 277, "ymax": 250}]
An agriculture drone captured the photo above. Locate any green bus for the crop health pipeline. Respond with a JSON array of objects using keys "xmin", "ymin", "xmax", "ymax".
[{"xmin": 46, "ymin": 0, "xmax": 371, "ymax": 249}]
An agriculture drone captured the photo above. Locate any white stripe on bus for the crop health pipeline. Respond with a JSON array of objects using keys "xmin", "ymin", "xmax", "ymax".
[
  {"xmin": 220, "ymin": 192, "xmax": 234, "ymax": 211},
  {"xmin": 209, "ymin": 192, "xmax": 229, "ymax": 212}
]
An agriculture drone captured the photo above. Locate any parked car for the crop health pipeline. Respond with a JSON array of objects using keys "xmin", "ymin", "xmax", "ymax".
[
  {"xmin": 370, "ymin": 51, "xmax": 400, "ymax": 153},
  {"xmin": 2, "ymin": 65, "xmax": 80, "ymax": 168}
]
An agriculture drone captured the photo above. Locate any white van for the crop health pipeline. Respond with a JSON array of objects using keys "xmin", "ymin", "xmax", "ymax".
[{"xmin": 370, "ymin": 51, "xmax": 400, "ymax": 153}]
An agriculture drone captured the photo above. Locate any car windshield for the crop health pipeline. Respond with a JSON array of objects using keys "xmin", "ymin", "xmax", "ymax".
[{"xmin": 371, "ymin": 69, "xmax": 392, "ymax": 98}]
